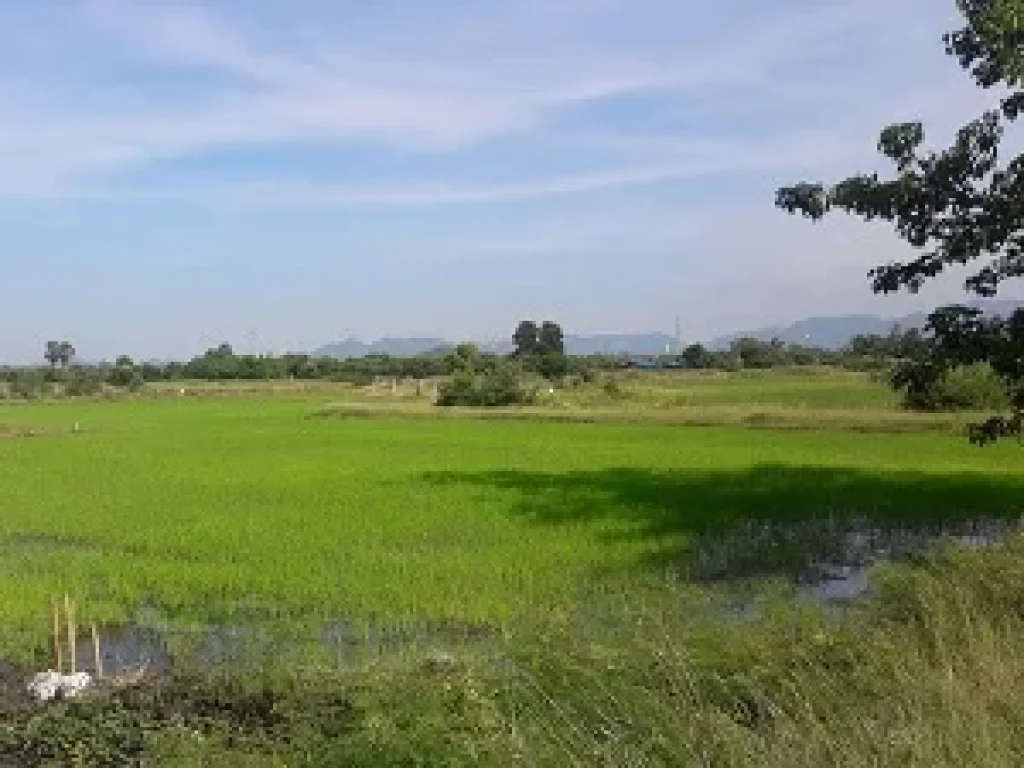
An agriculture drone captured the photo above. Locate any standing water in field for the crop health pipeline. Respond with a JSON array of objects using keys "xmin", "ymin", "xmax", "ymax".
[
  {"xmin": 80, "ymin": 517, "xmax": 1020, "ymax": 679},
  {"xmin": 687, "ymin": 516, "xmax": 1020, "ymax": 602},
  {"xmin": 74, "ymin": 617, "xmax": 495, "ymax": 677}
]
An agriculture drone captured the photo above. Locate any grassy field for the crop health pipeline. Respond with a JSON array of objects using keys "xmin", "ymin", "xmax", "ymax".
[
  {"xmin": 3, "ymin": 370, "xmax": 1024, "ymax": 764},
  {"xmin": 0, "ymin": 372, "xmax": 1020, "ymax": 637},
  {"xmin": 586, "ymin": 368, "xmax": 902, "ymax": 408},
  {"xmin": 137, "ymin": 367, "xmax": 899, "ymax": 409}
]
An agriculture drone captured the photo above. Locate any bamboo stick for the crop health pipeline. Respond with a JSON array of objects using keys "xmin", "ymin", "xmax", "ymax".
[
  {"xmin": 65, "ymin": 594, "xmax": 76, "ymax": 676},
  {"xmin": 52, "ymin": 596, "xmax": 63, "ymax": 674},
  {"xmin": 91, "ymin": 623, "xmax": 102, "ymax": 679}
]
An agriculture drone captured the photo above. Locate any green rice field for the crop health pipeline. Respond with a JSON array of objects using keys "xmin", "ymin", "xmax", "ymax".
[
  {"xmin": 4, "ymin": 371, "xmax": 1024, "ymax": 765},
  {"xmin": 0, "ymin": 371, "xmax": 1021, "ymax": 655}
]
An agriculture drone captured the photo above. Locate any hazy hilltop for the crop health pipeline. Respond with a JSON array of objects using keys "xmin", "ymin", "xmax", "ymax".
[
  {"xmin": 314, "ymin": 338, "xmax": 450, "ymax": 359},
  {"xmin": 709, "ymin": 315, "xmax": 917, "ymax": 350},
  {"xmin": 709, "ymin": 299, "xmax": 1024, "ymax": 350},
  {"xmin": 314, "ymin": 334, "xmax": 678, "ymax": 359},
  {"xmin": 311, "ymin": 300, "xmax": 1024, "ymax": 359}
]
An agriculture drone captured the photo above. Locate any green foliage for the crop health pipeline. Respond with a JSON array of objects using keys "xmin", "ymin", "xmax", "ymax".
[
  {"xmin": 0, "ymin": 672, "xmax": 359, "ymax": 766},
  {"xmin": 894, "ymin": 361, "xmax": 1010, "ymax": 412},
  {"xmin": 513, "ymin": 320, "xmax": 570, "ymax": 380},
  {"xmin": 5, "ymin": 369, "xmax": 45, "ymax": 400},
  {"xmin": 538, "ymin": 321, "xmax": 564, "ymax": 356},
  {"xmin": 660, "ymin": 339, "xmax": 851, "ymax": 372},
  {"xmin": 108, "ymin": 362, "xmax": 143, "ymax": 390},
  {"xmin": 601, "ymin": 376, "xmax": 628, "ymax": 400},
  {"xmin": 885, "ymin": 306, "xmax": 1024, "ymax": 442},
  {"xmin": 776, "ymin": 3, "xmax": 1024, "ymax": 440},
  {"xmin": 513, "ymin": 320, "xmax": 541, "ymax": 357},
  {"xmin": 776, "ymin": 110, "xmax": 1017, "ymax": 297},
  {"xmin": 681, "ymin": 343, "xmax": 714, "ymax": 369},
  {"xmin": 730, "ymin": 337, "xmax": 788, "ymax": 369},
  {"xmin": 533, "ymin": 351, "xmax": 569, "ymax": 380},
  {"xmin": 6, "ymin": 331, "xmax": 911, "ymax": 397},
  {"xmin": 172, "ymin": 346, "xmax": 451, "ymax": 383},
  {"xmin": 444, "ymin": 342, "xmax": 483, "ymax": 373},
  {"xmin": 62, "ymin": 367, "xmax": 105, "ymax": 398},
  {"xmin": 846, "ymin": 326, "xmax": 929, "ymax": 361},
  {"xmin": 43, "ymin": 341, "xmax": 74, "ymax": 370},
  {"xmin": 437, "ymin": 363, "xmax": 537, "ymax": 407},
  {"xmin": 946, "ymin": 0, "xmax": 1024, "ymax": 98},
  {"xmin": 0, "ymin": 699, "xmax": 150, "ymax": 766}
]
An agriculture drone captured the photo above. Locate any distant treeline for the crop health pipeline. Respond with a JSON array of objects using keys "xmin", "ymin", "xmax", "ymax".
[{"xmin": 0, "ymin": 323, "xmax": 931, "ymax": 401}]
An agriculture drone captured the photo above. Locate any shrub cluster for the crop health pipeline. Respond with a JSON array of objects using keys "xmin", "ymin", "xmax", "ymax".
[
  {"xmin": 436, "ymin": 363, "xmax": 537, "ymax": 407},
  {"xmin": 892, "ymin": 361, "xmax": 1010, "ymax": 412}
]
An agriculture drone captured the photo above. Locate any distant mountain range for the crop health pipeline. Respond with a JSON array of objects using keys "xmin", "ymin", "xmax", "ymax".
[
  {"xmin": 314, "ymin": 337, "xmax": 451, "ymax": 359},
  {"xmin": 312, "ymin": 300, "xmax": 1024, "ymax": 359},
  {"xmin": 708, "ymin": 299, "xmax": 1024, "ymax": 350},
  {"xmin": 564, "ymin": 334, "xmax": 678, "ymax": 356},
  {"xmin": 707, "ymin": 315, "xmax": 922, "ymax": 351},
  {"xmin": 313, "ymin": 334, "xmax": 680, "ymax": 359}
]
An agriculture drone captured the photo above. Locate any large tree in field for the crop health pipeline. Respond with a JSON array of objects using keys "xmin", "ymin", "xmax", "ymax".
[
  {"xmin": 776, "ymin": 0, "xmax": 1024, "ymax": 443},
  {"xmin": 58, "ymin": 341, "xmax": 75, "ymax": 368},
  {"xmin": 43, "ymin": 340, "xmax": 75, "ymax": 370},
  {"xmin": 44, "ymin": 341, "xmax": 61, "ymax": 369},
  {"xmin": 538, "ymin": 321, "xmax": 565, "ymax": 356},
  {"xmin": 513, "ymin": 321, "xmax": 541, "ymax": 357}
]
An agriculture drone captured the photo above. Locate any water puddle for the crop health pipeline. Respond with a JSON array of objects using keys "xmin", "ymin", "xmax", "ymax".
[
  {"xmin": 72, "ymin": 616, "xmax": 494, "ymax": 680},
  {"xmin": 319, "ymin": 617, "xmax": 493, "ymax": 663},
  {"xmin": 689, "ymin": 516, "xmax": 1020, "ymax": 603},
  {"xmin": 57, "ymin": 517, "xmax": 1020, "ymax": 680},
  {"xmin": 60, "ymin": 625, "xmax": 173, "ymax": 680}
]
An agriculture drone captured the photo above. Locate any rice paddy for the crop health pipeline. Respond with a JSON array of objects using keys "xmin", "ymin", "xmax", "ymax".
[
  {"xmin": 0, "ymin": 370, "xmax": 1021, "ymax": 662},
  {"xmin": 4, "ymin": 370, "xmax": 1024, "ymax": 764}
]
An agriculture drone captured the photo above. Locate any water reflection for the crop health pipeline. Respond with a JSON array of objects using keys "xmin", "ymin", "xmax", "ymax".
[
  {"xmin": 690, "ymin": 517, "xmax": 1020, "ymax": 602},
  {"xmin": 78, "ymin": 517, "xmax": 1019, "ymax": 680}
]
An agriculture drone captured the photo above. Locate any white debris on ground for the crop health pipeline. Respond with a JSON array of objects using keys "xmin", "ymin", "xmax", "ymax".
[{"xmin": 27, "ymin": 671, "xmax": 93, "ymax": 702}]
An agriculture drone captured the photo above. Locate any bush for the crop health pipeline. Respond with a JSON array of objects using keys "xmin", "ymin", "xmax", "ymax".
[
  {"xmin": 108, "ymin": 365, "xmax": 143, "ymax": 389},
  {"xmin": 533, "ymin": 352, "xmax": 570, "ymax": 380},
  {"xmin": 63, "ymin": 368, "xmax": 105, "ymax": 398},
  {"xmin": 7, "ymin": 371, "xmax": 44, "ymax": 400},
  {"xmin": 437, "ymin": 365, "xmax": 537, "ymax": 407},
  {"xmin": 893, "ymin": 361, "xmax": 1010, "ymax": 412},
  {"xmin": 601, "ymin": 376, "xmax": 628, "ymax": 401},
  {"xmin": 936, "ymin": 363, "xmax": 1011, "ymax": 410}
]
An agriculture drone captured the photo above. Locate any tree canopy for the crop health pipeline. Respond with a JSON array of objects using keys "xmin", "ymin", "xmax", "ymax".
[
  {"xmin": 776, "ymin": 0, "xmax": 1024, "ymax": 443},
  {"xmin": 43, "ymin": 341, "xmax": 75, "ymax": 369},
  {"xmin": 513, "ymin": 320, "xmax": 566, "ymax": 358}
]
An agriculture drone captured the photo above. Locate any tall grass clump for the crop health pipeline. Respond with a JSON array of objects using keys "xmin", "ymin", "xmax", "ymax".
[
  {"xmin": 481, "ymin": 541, "xmax": 1024, "ymax": 767},
  {"xmin": 171, "ymin": 540, "xmax": 1024, "ymax": 766}
]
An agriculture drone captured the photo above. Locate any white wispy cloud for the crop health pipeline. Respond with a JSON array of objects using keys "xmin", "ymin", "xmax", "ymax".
[
  {"xmin": 0, "ymin": 0, "xmax": 986, "ymax": 203},
  {"xmin": 112, "ymin": 125, "xmax": 868, "ymax": 209}
]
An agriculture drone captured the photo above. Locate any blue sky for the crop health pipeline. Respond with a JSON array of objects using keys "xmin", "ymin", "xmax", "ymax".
[{"xmin": 0, "ymin": 0, "xmax": 1016, "ymax": 361}]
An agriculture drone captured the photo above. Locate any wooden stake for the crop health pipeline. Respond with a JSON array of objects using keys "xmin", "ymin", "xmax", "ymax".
[
  {"xmin": 91, "ymin": 623, "xmax": 102, "ymax": 679},
  {"xmin": 52, "ymin": 597, "xmax": 63, "ymax": 674},
  {"xmin": 65, "ymin": 594, "xmax": 76, "ymax": 676}
]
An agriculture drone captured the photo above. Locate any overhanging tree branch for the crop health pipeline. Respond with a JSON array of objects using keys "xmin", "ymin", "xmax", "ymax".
[{"xmin": 775, "ymin": 0, "xmax": 1024, "ymax": 441}]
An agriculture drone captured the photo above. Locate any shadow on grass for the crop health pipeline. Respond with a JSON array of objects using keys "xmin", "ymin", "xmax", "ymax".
[{"xmin": 425, "ymin": 464, "xmax": 1024, "ymax": 581}]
